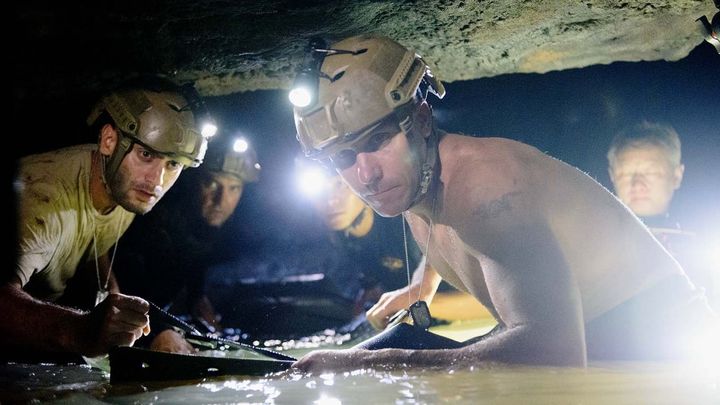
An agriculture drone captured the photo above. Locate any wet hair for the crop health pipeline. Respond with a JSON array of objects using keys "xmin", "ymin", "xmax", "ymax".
[{"xmin": 607, "ymin": 121, "xmax": 682, "ymax": 169}]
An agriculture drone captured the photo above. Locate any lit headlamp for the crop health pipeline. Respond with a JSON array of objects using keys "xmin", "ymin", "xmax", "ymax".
[
  {"xmin": 288, "ymin": 37, "xmax": 367, "ymax": 108},
  {"xmin": 697, "ymin": 1, "xmax": 720, "ymax": 53}
]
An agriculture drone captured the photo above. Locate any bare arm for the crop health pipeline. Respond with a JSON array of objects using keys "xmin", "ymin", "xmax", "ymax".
[
  {"xmin": 297, "ymin": 140, "xmax": 588, "ymax": 372},
  {"xmin": 471, "ymin": 220, "xmax": 588, "ymax": 365},
  {"xmin": 0, "ymin": 278, "xmax": 89, "ymax": 353},
  {"xmin": 448, "ymin": 219, "xmax": 586, "ymax": 366},
  {"xmin": 0, "ymin": 277, "xmax": 150, "ymax": 356},
  {"xmin": 443, "ymin": 145, "xmax": 586, "ymax": 366},
  {"xmin": 294, "ymin": 220, "xmax": 586, "ymax": 373},
  {"xmin": 366, "ymin": 259, "xmax": 442, "ymax": 330}
]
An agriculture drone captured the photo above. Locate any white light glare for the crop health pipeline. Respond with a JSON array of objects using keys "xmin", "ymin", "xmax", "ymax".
[
  {"xmin": 201, "ymin": 122, "xmax": 218, "ymax": 138},
  {"xmin": 313, "ymin": 393, "xmax": 341, "ymax": 405},
  {"xmin": 233, "ymin": 138, "xmax": 249, "ymax": 153},
  {"xmin": 289, "ymin": 86, "xmax": 313, "ymax": 108},
  {"xmin": 298, "ymin": 167, "xmax": 328, "ymax": 197}
]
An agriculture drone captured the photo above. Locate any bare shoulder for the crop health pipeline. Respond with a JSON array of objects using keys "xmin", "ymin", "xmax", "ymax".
[
  {"xmin": 440, "ymin": 134, "xmax": 547, "ymax": 179},
  {"xmin": 439, "ymin": 134, "xmax": 552, "ymax": 222}
]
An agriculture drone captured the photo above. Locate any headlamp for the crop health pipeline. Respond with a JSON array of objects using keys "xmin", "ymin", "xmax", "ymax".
[
  {"xmin": 179, "ymin": 83, "xmax": 218, "ymax": 139},
  {"xmin": 288, "ymin": 37, "xmax": 367, "ymax": 108},
  {"xmin": 297, "ymin": 165, "xmax": 330, "ymax": 198},
  {"xmin": 233, "ymin": 137, "xmax": 249, "ymax": 153},
  {"xmin": 697, "ymin": 1, "xmax": 720, "ymax": 53}
]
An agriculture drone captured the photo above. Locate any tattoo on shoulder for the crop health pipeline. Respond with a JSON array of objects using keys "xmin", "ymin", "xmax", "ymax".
[{"xmin": 472, "ymin": 192, "xmax": 519, "ymax": 220}]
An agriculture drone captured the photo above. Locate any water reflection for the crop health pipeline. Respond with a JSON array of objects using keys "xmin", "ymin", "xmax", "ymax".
[
  {"xmin": 106, "ymin": 362, "xmax": 720, "ymax": 404},
  {"xmin": 4, "ymin": 359, "xmax": 718, "ymax": 404}
]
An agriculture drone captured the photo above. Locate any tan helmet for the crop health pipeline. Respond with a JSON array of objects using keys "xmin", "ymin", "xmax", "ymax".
[
  {"xmin": 293, "ymin": 34, "xmax": 445, "ymax": 160},
  {"xmin": 203, "ymin": 136, "xmax": 261, "ymax": 182},
  {"xmin": 87, "ymin": 78, "xmax": 211, "ymax": 181}
]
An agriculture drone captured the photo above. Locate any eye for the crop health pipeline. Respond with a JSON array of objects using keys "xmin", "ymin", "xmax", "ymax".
[
  {"xmin": 167, "ymin": 160, "xmax": 183, "ymax": 171},
  {"xmin": 364, "ymin": 131, "xmax": 394, "ymax": 153},
  {"xmin": 139, "ymin": 149, "xmax": 153, "ymax": 160},
  {"xmin": 330, "ymin": 149, "xmax": 357, "ymax": 170}
]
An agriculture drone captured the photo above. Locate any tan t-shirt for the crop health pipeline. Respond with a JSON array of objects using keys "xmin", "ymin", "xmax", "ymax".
[{"xmin": 15, "ymin": 144, "xmax": 135, "ymax": 301}]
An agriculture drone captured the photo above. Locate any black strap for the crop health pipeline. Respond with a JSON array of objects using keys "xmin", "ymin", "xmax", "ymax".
[{"xmin": 147, "ymin": 301, "xmax": 296, "ymax": 362}]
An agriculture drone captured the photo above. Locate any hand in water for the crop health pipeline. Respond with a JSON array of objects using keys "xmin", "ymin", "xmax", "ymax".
[{"xmin": 82, "ymin": 293, "xmax": 150, "ymax": 356}]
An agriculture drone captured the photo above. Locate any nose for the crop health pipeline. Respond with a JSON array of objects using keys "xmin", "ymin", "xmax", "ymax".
[
  {"xmin": 211, "ymin": 186, "xmax": 224, "ymax": 205},
  {"xmin": 630, "ymin": 173, "xmax": 647, "ymax": 188},
  {"xmin": 355, "ymin": 153, "xmax": 381, "ymax": 187},
  {"xmin": 146, "ymin": 161, "xmax": 166, "ymax": 188}
]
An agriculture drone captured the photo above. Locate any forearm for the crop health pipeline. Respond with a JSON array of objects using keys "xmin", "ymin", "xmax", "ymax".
[
  {"xmin": 391, "ymin": 324, "xmax": 586, "ymax": 367},
  {"xmin": 0, "ymin": 283, "xmax": 89, "ymax": 353},
  {"xmin": 412, "ymin": 262, "xmax": 442, "ymax": 302}
]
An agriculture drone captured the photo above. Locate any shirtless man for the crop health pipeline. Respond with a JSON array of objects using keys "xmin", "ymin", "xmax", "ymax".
[{"xmin": 289, "ymin": 34, "xmax": 717, "ymax": 371}]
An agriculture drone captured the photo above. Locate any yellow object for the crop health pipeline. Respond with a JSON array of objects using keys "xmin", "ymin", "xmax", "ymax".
[
  {"xmin": 428, "ymin": 291, "xmax": 497, "ymax": 341},
  {"xmin": 429, "ymin": 291, "xmax": 493, "ymax": 321}
]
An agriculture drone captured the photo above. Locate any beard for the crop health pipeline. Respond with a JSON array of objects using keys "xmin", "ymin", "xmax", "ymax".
[{"xmin": 107, "ymin": 164, "xmax": 163, "ymax": 215}]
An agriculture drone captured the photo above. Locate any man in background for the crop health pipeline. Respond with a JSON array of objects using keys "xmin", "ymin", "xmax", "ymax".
[
  {"xmin": 608, "ymin": 121, "xmax": 718, "ymax": 310},
  {"xmin": 115, "ymin": 135, "xmax": 260, "ymax": 353}
]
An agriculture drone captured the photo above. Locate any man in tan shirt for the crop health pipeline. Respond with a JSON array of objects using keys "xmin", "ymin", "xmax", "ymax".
[{"xmin": 2, "ymin": 75, "xmax": 216, "ymax": 360}]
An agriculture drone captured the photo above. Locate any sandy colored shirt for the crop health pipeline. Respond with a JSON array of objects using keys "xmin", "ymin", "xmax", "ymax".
[{"xmin": 15, "ymin": 144, "xmax": 135, "ymax": 301}]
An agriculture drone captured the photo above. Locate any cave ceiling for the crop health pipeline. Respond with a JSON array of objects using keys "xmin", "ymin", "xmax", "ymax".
[{"xmin": 13, "ymin": 1, "xmax": 717, "ymax": 103}]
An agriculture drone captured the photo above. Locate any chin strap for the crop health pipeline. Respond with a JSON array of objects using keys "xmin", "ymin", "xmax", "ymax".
[
  {"xmin": 407, "ymin": 127, "xmax": 440, "ymax": 210},
  {"xmin": 103, "ymin": 133, "xmax": 134, "ymax": 185}
]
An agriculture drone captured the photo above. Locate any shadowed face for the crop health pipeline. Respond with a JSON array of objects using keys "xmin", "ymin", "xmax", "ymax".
[
  {"xmin": 109, "ymin": 144, "xmax": 184, "ymax": 215},
  {"xmin": 336, "ymin": 121, "xmax": 423, "ymax": 218},
  {"xmin": 199, "ymin": 171, "xmax": 244, "ymax": 227},
  {"xmin": 610, "ymin": 145, "xmax": 683, "ymax": 217},
  {"xmin": 312, "ymin": 176, "xmax": 367, "ymax": 230}
]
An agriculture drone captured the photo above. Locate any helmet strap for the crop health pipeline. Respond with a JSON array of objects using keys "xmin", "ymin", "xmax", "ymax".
[
  {"xmin": 99, "ymin": 153, "xmax": 109, "ymax": 187},
  {"xmin": 104, "ymin": 133, "xmax": 134, "ymax": 184},
  {"xmin": 407, "ymin": 124, "xmax": 439, "ymax": 210}
]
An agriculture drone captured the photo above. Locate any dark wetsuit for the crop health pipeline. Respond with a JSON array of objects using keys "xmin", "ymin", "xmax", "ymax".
[
  {"xmin": 585, "ymin": 274, "xmax": 718, "ymax": 360},
  {"xmin": 640, "ymin": 213, "xmax": 718, "ymax": 312},
  {"xmin": 585, "ymin": 213, "xmax": 719, "ymax": 360}
]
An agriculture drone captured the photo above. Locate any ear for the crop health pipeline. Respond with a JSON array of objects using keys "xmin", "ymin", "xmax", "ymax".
[
  {"xmin": 672, "ymin": 163, "xmax": 684, "ymax": 190},
  {"xmin": 413, "ymin": 101, "xmax": 433, "ymax": 139},
  {"xmin": 98, "ymin": 124, "xmax": 119, "ymax": 156},
  {"xmin": 608, "ymin": 166, "xmax": 617, "ymax": 188}
]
